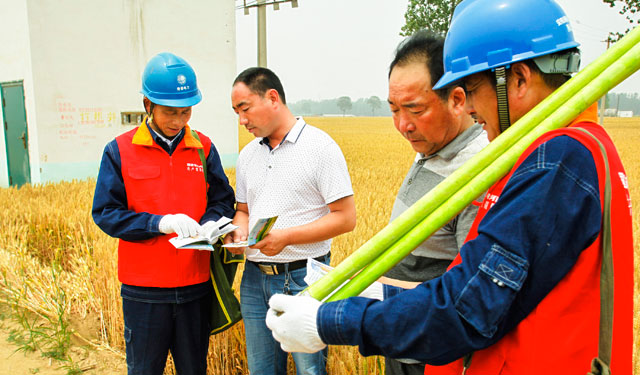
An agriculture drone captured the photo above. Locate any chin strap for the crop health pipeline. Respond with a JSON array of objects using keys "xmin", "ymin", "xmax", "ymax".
[
  {"xmin": 143, "ymin": 99, "xmax": 155, "ymax": 125},
  {"xmin": 494, "ymin": 66, "xmax": 511, "ymax": 133}
]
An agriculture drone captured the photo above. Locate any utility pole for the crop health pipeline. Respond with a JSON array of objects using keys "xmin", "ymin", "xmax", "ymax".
[
  {"xmin": 599, "ymin": 36, "xmax": 612, "ymax": 124},
  {"xmin": 258, "ymin": 0, "xmax": 267, "ymax": 67},
  {"xmin": 239, "ymin": 0, "xmax": 299, "ymax": 68}
]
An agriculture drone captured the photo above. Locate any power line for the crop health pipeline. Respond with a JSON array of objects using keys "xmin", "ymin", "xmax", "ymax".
[
  {"xmin": 235, "ymin": 1, "xmax": 258, "ymax": 10},
  {"xmin": 573, "ymin": 31, "xmax": 608, "ymax": 43},
  {"xmin": 570, "ymin": 17, "xmax": 612, "ymax": 34},
  {"xmin": 236, "ymin": 0, "xmax": 298, "ymax": 12},
  {"xmin": 572, "ymin": 25, "xmax": 608, "ymax": 40}
]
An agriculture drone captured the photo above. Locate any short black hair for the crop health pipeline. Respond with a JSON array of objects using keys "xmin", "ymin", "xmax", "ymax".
[
  {"xmin": 389, "ymin": 30, "xmax": 451, "ymax": 100},
  {"xmin": 233, "ymin": 67, "xmax": 287, "ymax": 105}
]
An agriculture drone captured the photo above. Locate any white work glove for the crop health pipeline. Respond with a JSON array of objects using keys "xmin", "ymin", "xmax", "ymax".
[
  {"xmin": 266, "ymin": 294, "xmax": 327, "ymax": 353},
  {"xmin": 358, "ymin": 282, "xmax": 384, "ymax": 301},
  {"xmin": 158, "ymin": 214, "xmax": 201, "ymax": 238}
]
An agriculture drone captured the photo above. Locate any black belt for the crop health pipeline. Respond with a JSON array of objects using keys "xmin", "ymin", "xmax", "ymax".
[{"xmin": 250, "ymin": 252, "xmax": 330, "ymax": 276}]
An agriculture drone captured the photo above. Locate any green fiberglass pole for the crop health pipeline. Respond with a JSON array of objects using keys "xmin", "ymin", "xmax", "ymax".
[
  {"xmin": 324, "ymin": 35, "xmax": 640, "ymax": 302},
  {"xmin": 306, "ymin": 26, "xmax": 640, "ymax": 302}
]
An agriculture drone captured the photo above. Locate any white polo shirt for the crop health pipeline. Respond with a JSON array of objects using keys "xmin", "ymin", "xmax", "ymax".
[{"xmin": 236, "ymin": 117, "xmax": 354, "ymax": 263}]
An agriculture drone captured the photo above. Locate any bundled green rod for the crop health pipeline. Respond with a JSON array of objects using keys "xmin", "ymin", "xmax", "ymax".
[
  {"xmin": 327, "ymin": 38, "xmax": 640, "ymax": 301},
  {"xmin": 306, "ymin": 25, "xmax": 640, "ymax": 302}
]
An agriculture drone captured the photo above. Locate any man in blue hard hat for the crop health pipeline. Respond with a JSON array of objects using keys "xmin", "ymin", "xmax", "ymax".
[
  {"xmin": 263, "ymin": 1, "xmax": 634, "ymax": 374},
  {"xmin": 93, "ymin": 52, "xmax": 235, "ymax": 374}
]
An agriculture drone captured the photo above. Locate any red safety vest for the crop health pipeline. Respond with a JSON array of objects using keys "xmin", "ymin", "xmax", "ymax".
[
  {"xmin": 425, "ymin": 105, "xmax": 634, "ymax": 375},
  {"xmin": 116, "ymin": 123, "xmax": 212, "ymax": 287}
]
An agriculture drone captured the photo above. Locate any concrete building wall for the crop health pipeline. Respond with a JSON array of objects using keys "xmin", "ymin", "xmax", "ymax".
[
  {"xmin": 0, "ymin": 0, "xmax": 38, "ymax": 186},
  {"xmin": 0, "ymin": 0, "xmax": 237, "ymax": 186}
]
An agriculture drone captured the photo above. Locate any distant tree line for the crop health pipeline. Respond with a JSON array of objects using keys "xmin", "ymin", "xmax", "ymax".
[
  {"xmin": 605, "ymin": 92, "xmax": 640, "ymax": 115},
  {"xmin": 288, "ymin": 96, "xmax": 390, "ymax": 116},
  {"xmin": 288, "ymin": 92, "xmax": 639, "ymax": 117}
]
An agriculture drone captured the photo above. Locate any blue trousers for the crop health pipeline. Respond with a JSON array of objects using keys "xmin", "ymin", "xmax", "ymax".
[
  {"xmin": 122, "ymin": 290, "xmax": 212, "ymax": 375},
  {"xmin": 240, "ymin": 259, "xmax": 329, "ymax": 375}
]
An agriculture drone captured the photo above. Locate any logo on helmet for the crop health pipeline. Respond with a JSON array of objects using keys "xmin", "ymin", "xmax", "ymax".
[
  {"xmin": 177, "ymin": 74, "xmax": 187, "ymax": 85},
  {"xmin": 555, "ymin": 16, "xmax": 569, "ymax": 26}
]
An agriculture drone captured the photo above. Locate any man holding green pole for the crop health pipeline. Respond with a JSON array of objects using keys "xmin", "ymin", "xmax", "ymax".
[{"xmin": 265, "ymin": 0, "xmax": 634, "ymax": 374}]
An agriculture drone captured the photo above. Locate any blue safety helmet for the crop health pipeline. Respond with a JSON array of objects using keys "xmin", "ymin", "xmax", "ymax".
[
  {"xmin": 141, "ymin": 52, "xmax": 202, "ymax": 107},
  {"xmin": 433, "ymin": 0, "xmax": 580, "ymax": 90}
]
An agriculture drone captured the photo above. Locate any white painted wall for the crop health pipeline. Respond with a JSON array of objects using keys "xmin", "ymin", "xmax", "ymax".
[
  {"xmin": 0, "ymin": 0, "xmax": 38, "ymax": 186},
  {"xmin": 0, "ymin": 0, "xmax": 237, "ymax": 186}
]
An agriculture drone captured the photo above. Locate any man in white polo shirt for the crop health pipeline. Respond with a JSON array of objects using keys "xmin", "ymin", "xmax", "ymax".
[{"xmin": 227, "ymin": 67, "xmax": 356, "ymax": 375}]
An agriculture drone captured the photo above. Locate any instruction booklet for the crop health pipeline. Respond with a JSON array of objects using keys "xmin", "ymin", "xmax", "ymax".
[
  {"xmin": 222, "ymin": 216, "xmax": 278, "ymax": 248},
  {"xmin": 169, "ymin": 216, "xmax": 238, "ymax": 251}
]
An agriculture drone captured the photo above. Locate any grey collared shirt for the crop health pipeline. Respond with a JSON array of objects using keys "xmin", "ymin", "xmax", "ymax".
[{"xmin": 385, "ymin": 124, "xmax": 489, "ymax": 282}]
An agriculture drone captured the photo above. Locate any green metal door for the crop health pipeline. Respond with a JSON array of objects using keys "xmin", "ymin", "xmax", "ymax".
[{"xmin": 1, "ymin": 81, "xmax": 31, "ymax": 187}]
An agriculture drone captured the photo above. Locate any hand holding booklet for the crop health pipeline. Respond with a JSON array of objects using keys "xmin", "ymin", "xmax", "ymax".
[
  {"xmin": 222, "ymin": 216, "xmax": 278, "ymax": 248},
  {"xmin": 169, "ymin": 216, "xmax": 238, "ymax": 251}
]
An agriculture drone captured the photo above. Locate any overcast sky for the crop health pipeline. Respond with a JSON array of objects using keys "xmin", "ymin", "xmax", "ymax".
[{"xmin": 235, "ymin": 0, "xmax": 638, "ymax": 102}]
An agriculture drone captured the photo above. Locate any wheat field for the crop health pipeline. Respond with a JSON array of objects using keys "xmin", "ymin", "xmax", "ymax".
[{"xmin": 0, "ymin": 116, "xmax": 637, "ymax": 374}]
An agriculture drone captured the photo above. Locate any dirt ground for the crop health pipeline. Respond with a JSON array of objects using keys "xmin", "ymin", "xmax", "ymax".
[{"xmin": 0, "ymin": 316, "xmax": 127, "ymax": 375}]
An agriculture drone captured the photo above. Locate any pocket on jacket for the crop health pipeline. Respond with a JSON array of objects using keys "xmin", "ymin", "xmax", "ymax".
[
  {"xmin": 126, "ymin": 166, "xmax": 162, "ymax": 210},
  {"xmin": 454, "ymin": 244, "xmax": 529, "ymax": 338},
  {"xmin": 128, "ymin": 165, "xmax": 161, "ymax": 179}
]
